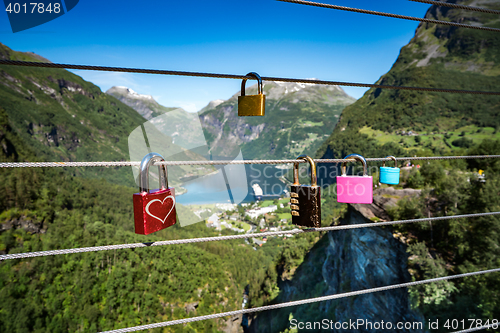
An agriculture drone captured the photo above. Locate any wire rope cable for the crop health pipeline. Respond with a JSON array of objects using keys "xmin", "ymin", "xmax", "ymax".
[
  {"xmin": 1, "ymin": 60, "xmax": 500, "ymax": 96},
  {"xmin": 99, "ymin": 268, "xmax": 500, "ymax": 333},
  {"xmin": 1, "ymin": 3, "xmax": 498, "ymax": 328},
  {"xmin": 1, "ymin": 155, "xmax": 500, "ymax": 168},
  {"xmin": 451, "ymin": 324, "xmax": 497, "ymax": 333},
  {"xmin": 409, "ymin": 0, "xmax": 500, "ymax": 15},
  {"xmin": 277, "ymin": 0, "xmax": 500, "ymax": 32},
  {"xmin": 451, "ymin": 324, "xmax": 496, "ymax": 333},
  {"xmin": 1, "ymin": 211, "xmax": 499, "ymax": 261}
]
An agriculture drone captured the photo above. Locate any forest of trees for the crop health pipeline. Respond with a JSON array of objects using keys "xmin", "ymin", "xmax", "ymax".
[
  {"xmin": 387, "ymin": 140, "xmax": 500, "ymax": 326},
  {"xmin": 0, "ymin": 166, "xmax": 294, "ymax": 332}
]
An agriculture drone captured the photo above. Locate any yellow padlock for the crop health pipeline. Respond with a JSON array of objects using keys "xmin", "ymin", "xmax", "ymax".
[{"xmin": 238, "ymin": 72, "xmax": 265, "ymax": 116}]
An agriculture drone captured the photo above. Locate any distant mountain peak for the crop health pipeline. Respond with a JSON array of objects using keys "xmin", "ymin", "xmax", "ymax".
[
  {"xmin": 105, "ymin": 81, "xmax": 356, "ymax": 160},
  {"xmin": 222, "ymin": 80, "xmax": 353, "ymax": 105},
  {"xmin": 316, "ymin": 0, "xmax": 500, "ymax": 162},
  {"xmin": 199, "ymin": 99, "xmax": 225, "ymax": 114},
  {"xmin": 210, "ymin": 99, "xmax": 225, "ymax": 106},
  {"xmin": 106, "ymin": 86, "xmax": 178, "ymax": 120}
]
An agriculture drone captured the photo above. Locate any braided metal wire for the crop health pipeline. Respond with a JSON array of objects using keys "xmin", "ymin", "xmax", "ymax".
[
  {"xmin": 0, "ymin": 161, "xmax": 140, "ymax": 168},
  {"xmin": 99, "ymin": 267, "xmax": 500, "ymax": 333},
  {"xmin": 1, "ymin": 59, "xmax": 500, "ymax": 95},
  {"xmin": 409, "ymin": 0, "xmax": 500, "ymax": 15},
  {"xmin": 0, "ymin": 155, "xmax": 499, "ymax": 168},
  {"xmin": 277, "ymin": 0, "xmax": 500, "ymax": 32},
  {"xmin": 1, "ymin": 212, "xmax": 499, "ymax": 261},
  {"xmin": 451, "ymin": 324, "xmax": 496, "ymax": 333}
]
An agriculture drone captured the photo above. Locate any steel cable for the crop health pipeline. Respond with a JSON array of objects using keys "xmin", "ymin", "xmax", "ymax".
[
  {"xmin": 277, "ymin": 0, "xmax": 500, "ymax": 32},
  {"xmin": 99, "ymin": 267, "xmax": 500, "ymax": 333},
  {"xmin": 409, "ymin": 0, "xmax": 500, "ymax": 15},
  {"xmin": 0, "ymin": 155, "xmax": 499, "ymax": 168},
  {"xmin": 1, "ymin": 212, "xmax": 499, "ymax": 261},
  {"xmin": 1, "ymin": 60, "xmax": 500, "ymax": 96}
]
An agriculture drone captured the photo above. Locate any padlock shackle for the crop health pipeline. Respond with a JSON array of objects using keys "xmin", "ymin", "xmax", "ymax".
[
  {"xmin": 293, "ymin": 155, "xmax": 317, "ymax": 186},
  {"xmin": 241, "ymin": 72, "xmax": 263, "ymax": 96},
  {"xmin": 139, "ymin": 152, "xmax": 169, "ymax": 193},
  {"xmin": 382, "ymin": 155, "xmax": 397, "ymax": 168},
  {"xmin": 341, "ymin": 154, "xmax": 368, "ymax": 176}
]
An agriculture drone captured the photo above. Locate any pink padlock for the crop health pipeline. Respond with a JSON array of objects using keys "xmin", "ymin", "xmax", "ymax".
[{"xmin": 337, "ymin": 154, "xmax": 373, "ymax": 204}]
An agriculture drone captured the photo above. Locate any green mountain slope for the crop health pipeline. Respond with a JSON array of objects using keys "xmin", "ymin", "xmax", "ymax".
[
  {"xmin": 317, "ymin": 0, "xmax": 500, "ymax": 161},
  {"xmin": 0, "ymin": 166, "xmax": 282, "ymax": 332},
  {"xmin": 0, "ymin": 43, "xmax": 147, "ymax": 186},
  {"xmin": 200, "ymin": 81, "xmax": 356, "ymax": 159},
  {"xmin": 110, "ymin": 82, "xmax": 356, "ymax": 161},
  {"xmin": 0, "ymin": 43, "xmax": 210, "ymax": 187},
  {"xmin": 0, "ymin": 44, "xmax": 283, "ymax": 332}
]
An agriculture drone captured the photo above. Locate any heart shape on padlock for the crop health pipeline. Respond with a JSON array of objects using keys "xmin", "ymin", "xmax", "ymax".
[{"xmin": 145, "ymin": 195, "xmax": 176, "ymax": 224}]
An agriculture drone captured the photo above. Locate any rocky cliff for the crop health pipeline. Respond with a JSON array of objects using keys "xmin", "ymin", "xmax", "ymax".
[
  {"xmin": 0, "ymin": 43, "xmax": 212, "ymax": 188},
  {"xmin": 316, "ymin": 0, "xmax": 500, "ymax": 165},
  {"xmin": 250, "ymin": 204, "xmax": 424, "ymax": 333},
  {"xmin": 200, "ymin": 81, "xmax": 356, "ymax": 160}
]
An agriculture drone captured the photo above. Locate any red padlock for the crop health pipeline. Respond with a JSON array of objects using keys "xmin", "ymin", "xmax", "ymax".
[{"xmin": 133, "ymin": 152, "xmax": 177, "ymax": 235}]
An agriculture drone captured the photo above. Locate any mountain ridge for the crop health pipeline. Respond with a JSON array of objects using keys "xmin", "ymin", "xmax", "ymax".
[
  {"xmin": 0, "ymin": 42, "xmax": 212, "ymax": 188},
  {"xmin": 316, "ymin": 0, "xmax": 500, "ymax": 163},
  {"xmin": 0, "ymin": 42, "xmax": 283, "ymax": 333},
  {"xmin": 200, "ymin": 81, "xmax": 355, "ymax": 160},
  {"xmin": 108, "ymin": 80, "xmax": 356, "ymax": 161}
]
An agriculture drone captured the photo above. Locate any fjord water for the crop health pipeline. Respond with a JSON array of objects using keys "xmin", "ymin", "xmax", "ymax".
[{"xmin": 176, "ymin": 164, "xmax": 289, "ymax": 205}]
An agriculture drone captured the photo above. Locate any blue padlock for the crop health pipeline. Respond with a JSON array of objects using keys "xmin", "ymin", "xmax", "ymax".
[{"xmin": 380, "ymin": 156, "xmax": 400, "ymax": 185}]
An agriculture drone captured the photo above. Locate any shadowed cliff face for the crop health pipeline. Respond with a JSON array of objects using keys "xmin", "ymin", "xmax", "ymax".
[
  {"xmin": 250, "ymin": 206, "xmax": 424, "ymax": 333},
  {"xmin": 321, "ymin": 207, "xmax": 425, "ymax": 332}
]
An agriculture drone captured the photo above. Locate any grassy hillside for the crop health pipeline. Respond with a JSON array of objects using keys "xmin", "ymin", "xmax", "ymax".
[
  {"xmin": 0, "ymin": 43, "xmax": 146, "ymax": 186},
  {"xmin": 106, "ymin": 86, "xmax": 178, "ymax": 120},
  {"xmin": 0, "ymin": 43, "xmax": 211, "ymax": 188}
]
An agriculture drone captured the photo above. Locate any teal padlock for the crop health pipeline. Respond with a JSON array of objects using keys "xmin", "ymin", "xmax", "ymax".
[{"xmin": 380, "ymin": 156, "xmax": 400, "ymax": 185}]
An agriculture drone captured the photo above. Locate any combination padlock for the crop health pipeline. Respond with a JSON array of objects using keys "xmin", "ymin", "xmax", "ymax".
[
  {"xmin": 380, "ymin": 155, "xmax": 400, "ymax": 185},
  {"xmin": 337, "ymin": 154, "xmax": 373, "ymax": 204},
  {"xmin": 133, "ymin": 152, "xmax": 177, "ymax": 235},
  {"xmin": 238, "ymin": 72, "xmax": 265, "ymax": 116},
  {"xmin": 290, "ymin": 155, "xmax": 321, "ymax": 228}
]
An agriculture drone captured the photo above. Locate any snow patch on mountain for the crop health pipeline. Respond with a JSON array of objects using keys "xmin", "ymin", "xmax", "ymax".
[
  {"xmin": 199, "ymin": 99, "xmax": 226, "ymax": 113},
  {"xmin": 111, "ymin": 86, "xmax": 154, "ymax": 101}
]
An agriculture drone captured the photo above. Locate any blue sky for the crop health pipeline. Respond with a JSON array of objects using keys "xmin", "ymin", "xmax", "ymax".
[{"xmin": 0, "ymin": 0, "xmax": 431, "ymax": 112}]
